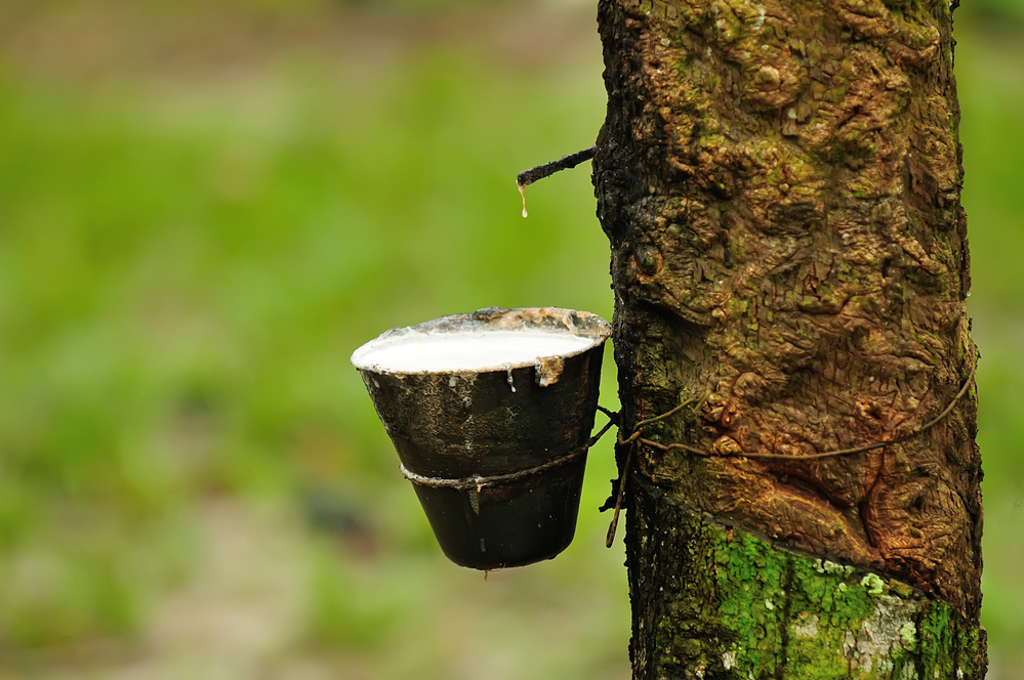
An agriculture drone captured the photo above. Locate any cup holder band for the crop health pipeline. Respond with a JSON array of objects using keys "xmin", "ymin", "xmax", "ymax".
[{"xmin": 399, "ymin": 446, "xmax": 588, "ymax": 491}]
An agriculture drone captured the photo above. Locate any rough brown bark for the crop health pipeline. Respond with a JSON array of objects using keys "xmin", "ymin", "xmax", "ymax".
[{"xmin": 592, "ymin": 0, "xmax": 984, "ymax": 675}]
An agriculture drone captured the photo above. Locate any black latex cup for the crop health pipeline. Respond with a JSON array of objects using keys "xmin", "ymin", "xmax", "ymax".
[{"xmin": 351, "ymin": 307, "xmax": 610, "ymax": 569}]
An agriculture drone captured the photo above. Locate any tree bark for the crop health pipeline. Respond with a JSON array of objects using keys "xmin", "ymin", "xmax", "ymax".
[{"xmin": 592, "ymin": 0, "xmax": 986, "ymax": 677}]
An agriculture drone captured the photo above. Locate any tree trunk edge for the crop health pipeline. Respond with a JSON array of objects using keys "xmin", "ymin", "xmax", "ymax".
[{"xmin": 593, "ymin": 0, "xmax": 987, "ymax": 675}]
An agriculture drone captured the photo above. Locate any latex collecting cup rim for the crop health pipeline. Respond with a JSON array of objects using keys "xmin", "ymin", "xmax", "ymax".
[{"xmin": 349, "ymin": 307, "xmax": 610, "ymax": 377}]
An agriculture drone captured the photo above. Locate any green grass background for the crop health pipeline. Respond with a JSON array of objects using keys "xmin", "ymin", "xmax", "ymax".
[{"xmin": 0, "ymin": 0, "xmax": 1020, "ymax": 678}]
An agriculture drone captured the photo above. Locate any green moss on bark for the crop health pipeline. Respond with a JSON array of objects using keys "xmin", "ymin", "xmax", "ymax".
[{"xmin": 630, "ymin": 480, "xmax": 985, "ymax": 679}]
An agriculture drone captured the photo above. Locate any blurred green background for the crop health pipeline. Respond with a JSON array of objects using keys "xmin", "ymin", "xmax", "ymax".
[{"xmin": 0, "ymin": 0, "xmax": 1019, "ymax": 678}]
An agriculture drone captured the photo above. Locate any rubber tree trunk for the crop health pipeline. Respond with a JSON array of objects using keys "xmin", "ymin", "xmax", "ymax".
[{"xmin": 591, "ymin": 0, "xmax": 986, "ymax": 677}]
